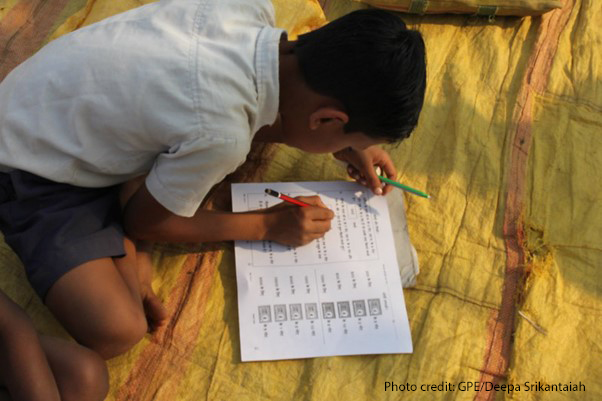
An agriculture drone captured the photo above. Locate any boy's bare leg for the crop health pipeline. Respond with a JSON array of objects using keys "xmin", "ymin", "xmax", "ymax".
[
  {"xmin": 0, "ymin": 290, "xmax": 61, "ymax": 401},
  {"xmin": 134, "ymin": 240, "xmax": 168, "ymax": 331},
  {"xmin": 45, "ymin": 256, "xmax": 149, "ymax": 359},
  {"xmin": 45, "ymin": 239, "xmax": 167, "ymax": 360},
  {"xmin": 1, "ymin": 290, "xmax": 107, "ymax": 401},
  {"xmin": 39, "ymin": 336, "xmax": 109, "ymax": 401},
  {"xmin": 113, "ymin": 236, "xmax": 143, "ymax": 306},
  {"xmin": 46, "ymin": 176, "xmax": 167, "ymax": 359}
]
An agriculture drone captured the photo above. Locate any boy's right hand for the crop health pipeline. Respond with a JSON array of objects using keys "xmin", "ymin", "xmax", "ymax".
[{"xmin": 261, "ymin": 196, "xmax": 334, "ymax": 247}]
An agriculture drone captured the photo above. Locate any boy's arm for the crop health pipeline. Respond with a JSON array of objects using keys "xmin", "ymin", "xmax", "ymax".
[{"xmin": 122, "ymin": 183, "xmax": 334, "ymax": 247}]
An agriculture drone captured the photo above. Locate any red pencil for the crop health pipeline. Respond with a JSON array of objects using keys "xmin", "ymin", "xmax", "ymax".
[{"xmin": 265, "ymin": 188, "xmax": 310, "ymax": 207}]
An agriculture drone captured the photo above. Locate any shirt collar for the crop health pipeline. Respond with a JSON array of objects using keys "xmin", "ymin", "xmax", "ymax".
[{"xmin": 253, "ymin": 26, "xmax": 285, "ymax": 133}]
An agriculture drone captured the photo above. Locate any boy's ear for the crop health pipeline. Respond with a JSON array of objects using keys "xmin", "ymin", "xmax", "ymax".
[{"xmin": 309, "ymin": 107, "xmax": 349, "ymax": 130}]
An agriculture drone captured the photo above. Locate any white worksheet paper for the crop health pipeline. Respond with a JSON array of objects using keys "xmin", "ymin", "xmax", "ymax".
[{"xmin": 232, "ymin": 181, "xmax": 412, "ymax": 361}]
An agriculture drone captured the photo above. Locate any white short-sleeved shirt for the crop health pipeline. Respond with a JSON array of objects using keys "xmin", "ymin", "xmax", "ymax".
[{"xmin": 0, "ymin": 0, "xmax": 284, "ymax": 217}]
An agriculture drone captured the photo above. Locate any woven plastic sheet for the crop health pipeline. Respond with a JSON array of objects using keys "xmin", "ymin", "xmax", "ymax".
[{"xmin": 0, "ymin": 0, "xmax": 600, "ymax": 400}]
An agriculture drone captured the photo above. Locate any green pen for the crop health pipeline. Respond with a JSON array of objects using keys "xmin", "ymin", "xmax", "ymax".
[{"xmin": 377, "ymin": 175, "xmax": 430, "ymax": 199}]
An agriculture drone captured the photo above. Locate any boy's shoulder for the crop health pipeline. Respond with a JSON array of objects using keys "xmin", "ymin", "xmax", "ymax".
[{"xmin": 0, "ymin": 0, "xmax": 284, "ymax": 191}]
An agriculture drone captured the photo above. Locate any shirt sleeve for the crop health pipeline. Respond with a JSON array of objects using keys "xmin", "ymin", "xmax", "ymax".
[{"xmin": 145, "ymin": 136, "xmax": 248, "ymax": 217}]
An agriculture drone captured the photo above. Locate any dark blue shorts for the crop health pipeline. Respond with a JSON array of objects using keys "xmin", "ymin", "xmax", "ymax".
[{"xmin": 0, "ymin": 170, "xmax": 126, "ymax": 301}]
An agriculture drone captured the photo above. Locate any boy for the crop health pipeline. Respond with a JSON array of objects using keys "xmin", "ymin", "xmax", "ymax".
[{"xmin": 0, "ymin": 0, "xmax": 426, "ymax": 366}]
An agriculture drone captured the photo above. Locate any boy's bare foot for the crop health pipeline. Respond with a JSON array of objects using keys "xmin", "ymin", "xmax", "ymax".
[{"xmin": 136, "ymin": 243, "xmax": 168, "ymax": 331}]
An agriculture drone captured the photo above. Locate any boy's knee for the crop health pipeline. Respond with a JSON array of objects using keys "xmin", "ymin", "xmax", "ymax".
[
  {"xmin": 62, "ymin": 350, "xmax": 109, "ymax": 401},
  {"xmin": 90, "ymin": 308, "xmax": 148, "ymax": 359}
]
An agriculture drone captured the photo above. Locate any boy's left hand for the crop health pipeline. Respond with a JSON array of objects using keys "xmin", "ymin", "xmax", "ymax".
[{"xmin": 333, "ymin": 145, "xmax": 397, "ymax": 196}]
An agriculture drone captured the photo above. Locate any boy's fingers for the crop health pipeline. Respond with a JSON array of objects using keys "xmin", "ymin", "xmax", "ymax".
[
  {"xmin": 297, "ymin": 195, "xmax": 328, "ymax": 209},
  {"xmin": 299, "ymin": 232, "xmax": 327, "ymax": 246},
  {"xmin": 295, "ymin": 196, "xmax": 333, "ymax": 219},
  {"xmin": 308, "ymin": 206, "xmax": 334, "ymax": 220},
  {"xmin": 382, "ymin": 163, "xmax": 397, "ymax": 195},
  {"xmin": 347, "ymin": 165, "xmax": 362, "ymax": 182},
  {"xmin": 383, "ymin": 162, "xmax": 396, "ymax": 179},
  {"xmin": 382, "ymin": 182, "xmax": 394, "ymax": 195},
  {"xmin": 316, "ymin": 199, "xmax": 329, "ymax": 209},
  {"xmin": 296, "ymin": 195, "xmax": 321, "ymax": 206},
  {"xmin": 374, "ymin": 165, "xmax": 387, "ymax": 193},
  {"xmin": 363, "ymin": 167, "xmax": 382, "ymax": 195},
  {"xmin": 309, "ymin": 219, "xmax": 332, "ymax": 233}
]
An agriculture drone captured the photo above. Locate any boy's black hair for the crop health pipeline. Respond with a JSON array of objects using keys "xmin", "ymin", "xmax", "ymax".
[{"xmin": 294, "ymin": 9, "xmax": 426, "ymax": 142}]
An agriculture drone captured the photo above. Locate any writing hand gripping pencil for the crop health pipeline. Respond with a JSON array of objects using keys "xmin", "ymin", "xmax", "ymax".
[{"xmin": 261, "ymin": 189, "xmax": 334, "ymax": 247}]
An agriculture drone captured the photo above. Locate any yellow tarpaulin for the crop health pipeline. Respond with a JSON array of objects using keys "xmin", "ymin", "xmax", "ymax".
[{"xmin": 0, "ymin": 0, "xmax": 599, "ymax": 400}]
